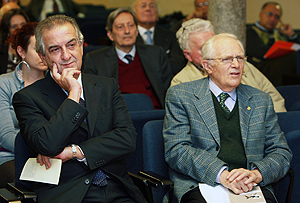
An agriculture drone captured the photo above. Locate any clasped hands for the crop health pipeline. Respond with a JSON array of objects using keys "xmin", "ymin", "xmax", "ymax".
[{"xmin": 219, "ymin": 168, "xmax": 263, "ymax": 194}]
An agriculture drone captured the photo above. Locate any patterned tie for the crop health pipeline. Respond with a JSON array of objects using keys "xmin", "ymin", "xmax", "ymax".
[
  {"xmin": 79, "ymin": 98, "xmax": 107, "ymax": 186},
  {"xmin": 124, "ymin": 54, "xmax": 133, "ymax": 64},
  {"xmin": 145, "ymin": 30, "xmax": 152, "ymax": 45},
  {"xmin": 219, "ymin": 93, "xmax": 230, "ymax": 113}
]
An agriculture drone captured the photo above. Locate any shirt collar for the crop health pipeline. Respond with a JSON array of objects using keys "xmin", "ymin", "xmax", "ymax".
[
  {"xmin": 138, "ymin": 25, "xmax": 155, "ymax": 34},
  {"xmin": 208, "ymin": 78, "xmax": 237, "ymax": 101},
  {"xmin": 115, "ymin": 45, "xmax": 136, "ymax": 61}
]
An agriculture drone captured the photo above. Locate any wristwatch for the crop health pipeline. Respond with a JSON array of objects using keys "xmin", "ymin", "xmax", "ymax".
[{"xmin": 71, "ymin": 144, "xmax": 77, "ymax": 160}]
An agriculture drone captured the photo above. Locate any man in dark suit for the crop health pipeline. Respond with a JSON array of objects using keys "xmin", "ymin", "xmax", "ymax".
[
  {"xmin": 83, "ymin": 7, "xmax": 172, "ymax": 109},
  {"xmin": 133, "ymin": 0, "xmax": 186, "ymax": 75},
  {"xmin": 12, "ymin": 14, "xmax": 146, "ymax": 203},
  {"xmin": 24, "ymin": 0, "xmax": 86, "ymax": 22}
]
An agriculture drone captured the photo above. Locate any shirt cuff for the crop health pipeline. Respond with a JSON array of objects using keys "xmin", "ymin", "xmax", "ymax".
[
  {"xmin": 215, "ymin": 166, "xmax": 228, "ymax": 183},
  {"xmin": 76, "ymin": 145, "xmax": 87, "ymax": 165}
]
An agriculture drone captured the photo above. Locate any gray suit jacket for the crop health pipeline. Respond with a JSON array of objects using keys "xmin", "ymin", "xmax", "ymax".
[
  {"xmin": 137, "ymin": 25, "xmax": 186, "ymax": 75},
  {"xmin": 163, "ymin": 77, "xmax": 292, "ymax": 202},
  {"xmin": 83, "ymin": 43, "xmax": 173, "ymax": 107}
]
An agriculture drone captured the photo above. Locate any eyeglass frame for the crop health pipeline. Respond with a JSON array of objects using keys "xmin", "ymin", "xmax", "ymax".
[
  {"xmin": 204, "ymin": 56, "xmax": 247, "ymax": 64},
  {"xmin": 196, "ymin": 1, "xmax": 208, "ymax": 7},
  {"xmin": 264, "ymin": 11, "xmax": 281, "ymax": 20}
]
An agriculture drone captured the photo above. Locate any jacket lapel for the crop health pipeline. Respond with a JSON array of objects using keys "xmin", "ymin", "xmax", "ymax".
[
  {"xmin": 42, "ymin": 72, "xmax": 68, "ymax": 111},
  {"xmin": 82, "ymin": 74, "xmax": 103, "ymax": 137},
  {"xmin": 237, "ymin": 85, "xmax": 254, "ymax": 147},
  {"xmin": 193, "ymin": 78, "xmax": 221, "ymax": 146}
]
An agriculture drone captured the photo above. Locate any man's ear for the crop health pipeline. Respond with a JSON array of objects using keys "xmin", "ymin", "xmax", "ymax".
[
  {"xmin": 183, "ymin": 50, "xmax": 192, "ymax": 61},
  {"xmin": 38, "ymin": 53, "xmax": 48, "ymax": 67},
  {"xmin": 202, "ymin": 59, "xmax": 213, "ymax": 74},
  {"xmin": 107, "ymin": 31, "xmax": 114, "ymax": 42}
]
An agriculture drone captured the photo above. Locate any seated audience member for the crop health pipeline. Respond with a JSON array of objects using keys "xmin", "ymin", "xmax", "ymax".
[
  {"xmin": 24, "ymin": 0, "xmax": 86, "ymax": 22},
  {"xmin": 0, "ymin": 22, "xmax": 47, "ymax": 188},
  {"xmin": 0, "ymin": 8, "xmax": 29, "ymax": 75},
  {"xmin": 0, "ymin": 1, "xmax": 20, "ymax": 22},
  {"xmin": 163, "ymin": 33, "xmax": 292, "ymax": 203},
  {"xmin": 12, "ymin": 14, "xmax": 146, "ymax": 202},
  {"xmin": 172, "ymin": 19, "xmax": 286, "ymax": 112},
  {"xmin": 246, "ymin": 1, "xmax": 300, "ymax": 86},
  {"xmin": 83, "ymin": 7, "xmax": 172, "ymax": 109},
  {"xmin": 133, "ymin": 0, "xmax": 186, "ymax": 75},
  {"xmin": 170, "ymin": 0, "xmax": 208, "ymax": 33}
]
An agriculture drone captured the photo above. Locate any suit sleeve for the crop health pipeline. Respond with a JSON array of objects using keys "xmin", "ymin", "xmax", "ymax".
[
  {"xmin": 251, "ymin": 95, "xmax": 292, "ymax": 186},
  {"xmin": 163, "ymin": 87, "xmax": 226, "ymax": 186},
  {"xmin": 158, "ymin": 47, "xmax": 173, "ymax": 91},
  {"xmin": 13, "ymin": 89, "xmax": 88, "ymax": 156},
  {"xmin": 78, "ymin": 79, "xmax": 137, "ymax": 170}
]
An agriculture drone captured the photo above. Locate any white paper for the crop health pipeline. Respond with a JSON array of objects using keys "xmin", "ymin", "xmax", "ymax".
[
  {"xmin": 20, "ymin": 158, "xmax": 62, "ymax": 185},
  {"xmin": 199, "ymin": 183, "xmax": 266, "ymax": 203},
  {"xmin": 291, "ymin": 43, "xmax": 300, "ymax": 51}
]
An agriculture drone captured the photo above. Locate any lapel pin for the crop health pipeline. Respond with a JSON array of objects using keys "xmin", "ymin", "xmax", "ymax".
[{"xmin": 247, "ymin": 107, "xmax": 251, "ymax": 110}]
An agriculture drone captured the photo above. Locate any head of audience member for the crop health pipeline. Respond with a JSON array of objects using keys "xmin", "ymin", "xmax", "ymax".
[
  {"xmin": 176, "ymin": 18, "xmax": 214, "ymax": 68},
  {"xmin": 8, "ymin": 22, "xmax": 47, "ymax": 74},
  {"xmin": 106, "ymin": 7, "xmax": 138, "ymax": 53},
  {"xmin": 35, "ymin": 14, "xmax": 84, "ymax": 74},
  {"xmin": 133, "ymin": 0, "xmax": 158, "ymax": 30},
  {"xmin": 0, "ymin": 8, "xmax": 28, "ymax": 43},
  {"xmin": 0, "ymin": 0, "xmax": 19, "ymax": 7},
  {"xmin": 0, "ymin": 1, "xmax": 19, "ymax": 21},
  {"xmin": 259, "ymin": 2, "xmax": 282, "ymax": 31},
  {"xmin": 201, "ymin": 33, "xmax": 246, "ymax": 92},
  {"xmin": 194, "ymin": 0, "xmax": 208, "ymax": 20}
]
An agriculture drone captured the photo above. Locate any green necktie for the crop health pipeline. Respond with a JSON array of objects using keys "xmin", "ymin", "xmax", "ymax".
[{"xmin": 219, "ymin": 93, "xmax": 230, "ymax": 113}]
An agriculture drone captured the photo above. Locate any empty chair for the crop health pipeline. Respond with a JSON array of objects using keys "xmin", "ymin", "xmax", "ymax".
[
  {"xmin": 125, "ymin": 110, "xmax": 165, "ymax": 174},
  {"xmin": 276, "ymin": 85, "xmax": 300, "ymax": 111},
  {"xmin": 123, "ymin": 93, "xmax": 154, "ymax": 111},
  {"xmin": 285, "ymin": 130, "xmax": 300, "ymax": 202},
  {"xmin": 277, "ymin": 111, "xmax": 300, "ymax": 133},
  {"xmin": 142, "ymin": 120, "xmax": 173, "ymax": 203}
]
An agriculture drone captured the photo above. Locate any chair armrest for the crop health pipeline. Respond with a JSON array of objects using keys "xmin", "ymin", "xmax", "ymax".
[
  {"xmin": 0, "ymin": 188, "xmax": 21, "ymax": 203},
  {"xmin": 138, "ymin": 171, "xmax": 173, "ymax": 188},
  {"xmin": 128, "ymin": 172, "xmax": 154, "ymax": 203},
  {"xmin": 6, "ymin": 183, "xmax": 37, "ymax": 202}
]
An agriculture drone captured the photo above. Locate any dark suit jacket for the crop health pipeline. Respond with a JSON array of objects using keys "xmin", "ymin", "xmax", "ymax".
[
  {"xmin": 25, "ymin": 0, "xmax": 86, "ymax": 21},
  {"xmin": 136, "ymin": 25, "xmax": 186, "ymax": 75},
  {"xmin": 0, "ymin": 43, "xmax": 8, "ymax": 75},
  {"xmin": 83, "ymin": 43, "xmax": 173, "ymax": 107},
  {"xmin": 12, "ymin": 72, "xmax": 146, "ymax": 203}
]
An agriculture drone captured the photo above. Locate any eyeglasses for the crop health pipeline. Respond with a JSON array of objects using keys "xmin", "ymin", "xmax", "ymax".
[
  {"xmin": 205, "ymin": 56, "xmax": 247, "ymax": 64},
  {"xmin": 264, "ymin": 11, "xmax": 280, "ymax": 20},
  {"xmin": 196, "ymin": 1, "xmax": 208, "ymax": 7}
]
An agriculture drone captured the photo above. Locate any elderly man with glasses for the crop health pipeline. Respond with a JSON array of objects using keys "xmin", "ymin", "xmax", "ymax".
[
  {"xmin": 246, "ymin": 1, "xmax": 300, "ymax": 86},
  {"xmin": 163, "ymin": 33, "xmax": 292, "ymax": 203}
]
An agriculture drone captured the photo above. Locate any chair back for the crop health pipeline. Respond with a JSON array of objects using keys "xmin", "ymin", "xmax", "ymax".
[
  {"xmin": 125, "ymin": 110, "xmax": 165, "ymax": 174},
  {"xmin": 276, "ymin": 85, "xmax": 300, "ymax": 111},
  {"xmin": 285, "ymin": 130, "xmax": 300, "ymax": 202},
  {"xmin": 142, "ymin": 120, "xmax": 170, "ymax": 203},
  {"xmin": 15, "ymin": 133, "xmax": 32, "ymax": 189},
  {"xmin": 123, "ymin": 94, "xmax": 154, "ymax": 111},
  {"xmin": 277, "ymin": 111, "xmax": 300, "ymax": 133}
]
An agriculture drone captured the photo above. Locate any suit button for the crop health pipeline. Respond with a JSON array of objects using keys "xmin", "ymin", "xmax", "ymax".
[
  {"xmin": 84, "ymin": 179, "xmax": 90, "ymax": 185},
  {"xmin": 75, "ymin": 112, "xmax": 80, "ymax": 118},
  {"xmin": 216, "ymin": 146, "xmax": 219, "ymax": 151}
]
